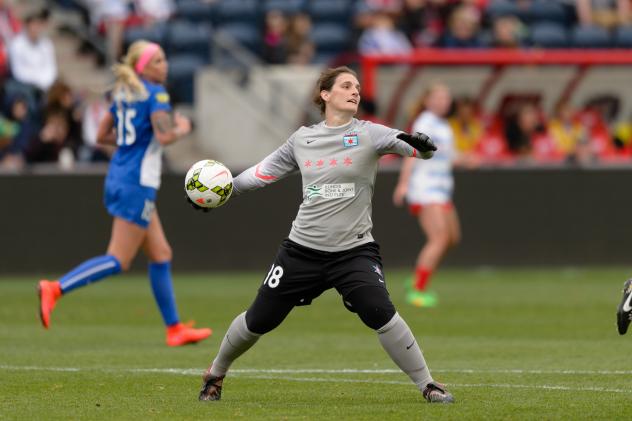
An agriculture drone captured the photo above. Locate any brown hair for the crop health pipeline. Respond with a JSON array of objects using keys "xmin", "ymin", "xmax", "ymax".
[{"xmin": 312, "ymin": 66, "xmax": 358, "ymax": 115}]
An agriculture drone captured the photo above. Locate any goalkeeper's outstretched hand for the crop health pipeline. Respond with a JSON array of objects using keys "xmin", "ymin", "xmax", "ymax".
[
  {"xmin": 396, "ymin": 132, "xmax": 437, "ymax": 158},
  {"xmin": 186, "ymin": 195, "xmax": 212, "ymax": 213}
]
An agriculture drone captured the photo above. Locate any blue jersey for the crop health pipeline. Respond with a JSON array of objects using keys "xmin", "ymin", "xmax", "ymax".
[{"xmin": 106, "ymin": 79, "xmax": 172, "ymax": 190}]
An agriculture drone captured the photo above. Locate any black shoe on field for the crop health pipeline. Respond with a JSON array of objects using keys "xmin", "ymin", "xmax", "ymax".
[
  {"xmin": 199, "ymin": 367, "xmax": 225, "ymax": 401},
  {"xmin": 617, "ymin": 279, "xmax": 632, "ymax": 335},
  {"xmin": 422, "ymin": 382, "xmax": 454, "ymax": 404}
]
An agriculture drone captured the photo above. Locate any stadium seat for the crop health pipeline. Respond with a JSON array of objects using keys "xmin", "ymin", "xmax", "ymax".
[
  {"xmin": 486, "ymin": 0, "xmax": 524, "ymax": 21},
  {"xmin": 262, "ymin": 0, "xmax": 305, "ymax": 15},
  {"xmin": 215, "ymin": 0, "xmax": 260, "ymax": 25},
  {"xmin": 216, "ymin": 23, "xmax": 261, "ymax": 53},
  {"xmin": 614, "ymin": 25, "xmax": 632, "ymax": 47},
  {"xmin": 167, "ymin": 54, "xmax": 206, "ymax": 104},
  {"xmin": 175, "ymin": 0, "xmax": 215, "ymax": 23},
  {"xmin": 528, "ymin": 1, "xmax": 567, "ymax": 25},
  {"xmin": 310, "ymin": 23, "xmax": 351, "ymax": 54},
  {"xmin": 123, "ymin": 23, "xmax": 168, "ymax": 50},
  {"xmin": 167, "ymin": 21, "xmax": 213, "ymax": 63},
  {"xmin": 530, "ymin": 23, "xmax": 569, "ymax": 48},
  {"xmin": 307, "ymin": 0, "xmax": 353, "ymax": 24},
  {"xmin": 571, "ymin": 25, "xmax": 612, "ymax": 48}
]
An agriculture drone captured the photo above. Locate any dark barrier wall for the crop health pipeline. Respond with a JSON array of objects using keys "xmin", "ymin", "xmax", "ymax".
[{"xmin": 2, "ymin": 168, "xmax": 632, "ymax": 275}]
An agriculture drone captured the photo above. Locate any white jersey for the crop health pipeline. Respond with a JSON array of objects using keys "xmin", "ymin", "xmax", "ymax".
[
  {"xmin": 232, "ymin": 118, "xmax": 429, "ymax": 252},
  {"xmin": 406, "ymin": 111, "xmax": 455, "ymax": 205}
]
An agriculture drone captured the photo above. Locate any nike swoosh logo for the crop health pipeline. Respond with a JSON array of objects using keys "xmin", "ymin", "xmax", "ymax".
[
  {"xmin": 307, "ymin": 139, "xmax": 317, "ymax": 144},
  {"xmin": 377, "ymin": 278, "xmax": 384, "ymax": 283},
  {"xmin": 406, "ymin": 340, "xmax": 415, "ymax": 350},
  {"xmin": 623, "ymin": 291, "xmax": 632, "ymax": 312}
]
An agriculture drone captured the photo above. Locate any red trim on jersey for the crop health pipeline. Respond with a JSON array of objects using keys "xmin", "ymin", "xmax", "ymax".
[
  {"xmin": 412, "ymin": 148, "xmax": 417, "ymax": 157},
  {"xmin": 255, "ymin": 164, "xmax": 277, "ymax": 181}
]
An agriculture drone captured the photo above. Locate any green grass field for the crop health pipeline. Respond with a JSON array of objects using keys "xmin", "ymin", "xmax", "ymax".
[{"xmin": 2, "ymin": 268, "xmax": 632, "ymax": 420}]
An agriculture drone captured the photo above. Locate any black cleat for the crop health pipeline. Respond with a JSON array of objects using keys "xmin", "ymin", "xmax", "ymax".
[
  {"xmin": 617, "ymin": 279, "xmax": 632, "ymax": 335},
  {"xmin": 199, "ymin": 368, "xmax": 225, "ymax": 401},
  {"xmin": 422, "ymin": 382, "xmax": 454, "ymax": 404}
]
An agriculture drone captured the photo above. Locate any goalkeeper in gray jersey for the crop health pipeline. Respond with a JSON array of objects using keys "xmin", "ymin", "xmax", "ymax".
[{"xmin": 195, "ymin": 66, "xmax": 454, "ymax": 404}]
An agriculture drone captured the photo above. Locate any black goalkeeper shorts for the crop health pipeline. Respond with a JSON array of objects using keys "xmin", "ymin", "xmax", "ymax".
[{"xmin": 256, "ymin": 238, "xmax": 389, "ymax": 306}]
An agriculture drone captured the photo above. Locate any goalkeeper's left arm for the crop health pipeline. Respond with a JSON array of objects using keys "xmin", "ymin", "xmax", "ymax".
[{"xmin": 230, "ymin": 136, "xmax": 299, "ymax": 197}]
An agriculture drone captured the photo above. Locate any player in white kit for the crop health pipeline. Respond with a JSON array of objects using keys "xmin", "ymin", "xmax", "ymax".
[
  {"xmin": 193, "ymin": 67, "xmax": 455, "ymax": 404},
  {"xmin": 393, "ymin": 83, "xmax": 461, "ymax": 307}
]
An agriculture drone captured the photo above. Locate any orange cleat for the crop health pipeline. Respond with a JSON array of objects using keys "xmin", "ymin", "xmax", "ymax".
[
  {"xmin": 38, "ymin": 280, "xmax": 62, "ymax": 329},
  {"xmin": 166, "ymin": 322, "xmax": 212, "ymax": 347}
]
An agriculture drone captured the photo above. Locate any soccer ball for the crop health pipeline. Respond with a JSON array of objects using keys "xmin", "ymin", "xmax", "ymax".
[{"xmin": 184, "ymin": 159, "xmax": 233, "ymax": 209}]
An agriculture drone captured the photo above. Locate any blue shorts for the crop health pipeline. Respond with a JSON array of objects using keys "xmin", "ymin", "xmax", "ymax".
[{"xmin": 104, "ymin": 181, "xmax": 157, "ymax": 229}]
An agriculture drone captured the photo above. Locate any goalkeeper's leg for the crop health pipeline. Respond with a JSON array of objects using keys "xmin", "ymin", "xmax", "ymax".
[
  {"xmin": 345, "ymin": 286, "xmax": 454, "ymax": 403},
  {"xmin": 200, "ymin": 293, "xmax": 294, "ymax": 401}
]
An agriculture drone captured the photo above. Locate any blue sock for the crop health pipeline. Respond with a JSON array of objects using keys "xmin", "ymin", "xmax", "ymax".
[
  {"xmin": 149, "ymin": 261, "xmax": 180, "ymax": 327},
  {"xmin": 59, "ymin": 255, "xmax": 121, "ymax": 294}
]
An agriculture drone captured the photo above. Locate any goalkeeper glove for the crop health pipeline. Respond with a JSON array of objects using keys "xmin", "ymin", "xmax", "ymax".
[{"xmin": 396, "ymin": 132, "xmax": 437, "ymax": 158}]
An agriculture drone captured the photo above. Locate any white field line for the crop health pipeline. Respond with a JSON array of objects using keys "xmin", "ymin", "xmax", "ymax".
[
  {"xmin": 2, "ymin": 365, "xmax": 632, "ymax": 394},
  {"xmin": 3, "ymin": 365, "xmax": 632, "ymax": 376},
  {"xmin": 233, "ymin": 375, "xmax": 632, "ymax": 395}
]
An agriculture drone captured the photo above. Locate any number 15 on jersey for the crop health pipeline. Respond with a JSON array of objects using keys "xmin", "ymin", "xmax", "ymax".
[{"xmin": 116, "ymin": 108, "xmax": 137, "ymax": 146}]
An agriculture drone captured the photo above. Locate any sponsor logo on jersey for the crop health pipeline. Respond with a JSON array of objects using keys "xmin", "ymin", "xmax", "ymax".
[
  {"xmin": 156, "ymin": 92, "xmax": 170, "ymax": 103},
  {"xmin": 304, "ymin": 183, "xmax": 355, "ymax": 201},
  {"xmin": 343, "ymin": 133, "xmax": 359, "ymax": 148}
]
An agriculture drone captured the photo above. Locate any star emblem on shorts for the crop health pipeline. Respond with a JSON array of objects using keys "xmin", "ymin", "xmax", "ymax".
[{"xmin": 372, "ymin": 264, "xmax": 383, "ymax": 277}]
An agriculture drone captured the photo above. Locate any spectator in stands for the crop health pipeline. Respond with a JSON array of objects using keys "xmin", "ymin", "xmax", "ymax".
[
  {"xmin": 80, "ymin": 93, "xmax": 113, "ymax": 162},
  {"xmin": 0, "ymin": 0, "xmax": 21, "ymax": 77},
  {"xmin": 0, "ymin": 93, "xmax": 38, "ymax": 170},
  {"xmin": 577, "ymin": 0, "xmax": 631, "ymax": 29},
  {"xmin": 0, "ymin": 112, "xmax": 19, "ymax": 166},
  {"xmin": 491, "ymin": 15, "xmax": 526, "ymax": 48},
  {"xmin": 449, "ymin": 96, "xmax": 483, "ymax": 153},
  {"xmin": 134, "ymin": 0, "xmax": 175, "ymax": 24},
  {"xmin": 441, "ymin": 4, "xmax": 484, "ymax": 48},
  {"xmin": 358, "ymin": 9, "xmax": 413, "ymax": 54},
  {"xmin": 262, "ymin": 10, "xmax": 289, "ymax": 64},
  {"xmin": 398, "ymin": 0, "xmax": 447, "ymax": 47},
  {"xmin": 287, "ymin": 13, "xmax": 315, "ymax": 65},
  {"xmin": 85, "ymin": 0, "xmax": 129, "ymax": 64},
  {"xmin": 547, "ymin": 99, "xmax": 588, "ymax": 160},
  {"xmin": 8, "ymin": 7, "xmax": 57, "ymax": 94},
  {"xmin": 25, "ymin": 106, "xmax": 72, "ymax": 164},
  {"xmin": 44, "ymin": 80, "xmax": 83, "ymax": 159},
  {"xmin": 504, "ymin": 102, "xmax": 542, "ymax": 156}
]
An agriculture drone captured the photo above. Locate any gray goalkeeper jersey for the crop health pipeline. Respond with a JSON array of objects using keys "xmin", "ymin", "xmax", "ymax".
[{"xmin": 233, "ymin": 118, "xmax": 429, "ymax": 252}]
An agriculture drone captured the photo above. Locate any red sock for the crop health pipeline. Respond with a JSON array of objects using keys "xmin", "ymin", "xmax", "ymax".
[{"xmin": 415, "ymin": 267, "xmax": 432, "ymax": 291}]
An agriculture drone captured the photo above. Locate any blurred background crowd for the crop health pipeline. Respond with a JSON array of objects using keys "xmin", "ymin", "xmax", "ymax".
[{"xmin": 2, "ymin": 0, "xmax": 632, "ymax": 171}]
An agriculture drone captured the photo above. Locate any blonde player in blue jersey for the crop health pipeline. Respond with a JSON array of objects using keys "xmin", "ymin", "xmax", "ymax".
[
  {"xmin": 393, "ymin": 82, "xmax": 461, "ymax": 308},
  {"xmin": 37, "ymin": 40, "xmax": 212, "ymax": 347},
  {"xmin": 195, "ymin": 67, "xmax": 454, "ymax": 404}
]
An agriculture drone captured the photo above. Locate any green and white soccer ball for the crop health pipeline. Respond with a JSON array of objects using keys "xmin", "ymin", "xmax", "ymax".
[{"xmin": 185, "ymin": 159, "xmax": 233, "ymax": 209}]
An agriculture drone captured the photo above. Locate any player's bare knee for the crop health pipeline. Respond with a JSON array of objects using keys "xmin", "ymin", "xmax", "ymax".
[
  {"xmin": 157, "ymin": 246, "xmax": 173, "ymax": 262},
  {"xmin": 148, "ymin": 245, "xmax": 172, "ymax": 262},
  {"xmin": 428, "ymin": 235, "xmax": 450, "ymax": 253}
]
